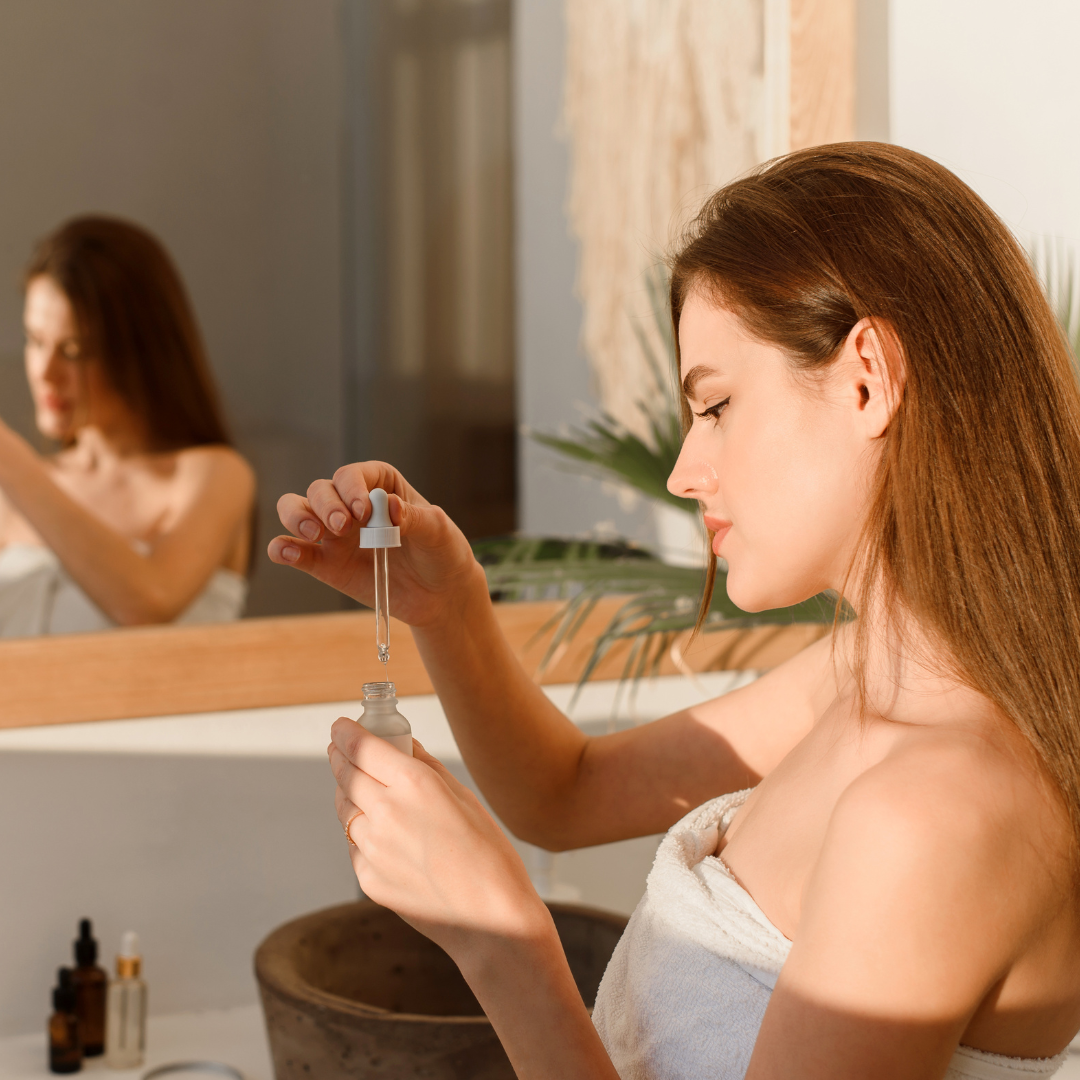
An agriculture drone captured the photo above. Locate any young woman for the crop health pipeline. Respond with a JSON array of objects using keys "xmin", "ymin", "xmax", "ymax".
[
  {"xmin": 0, "ymin": 215, "xmax": 255, "ymax": 635},
  {"xmin": 269, "ymin": 143, "xmax": 1080, "ymax": 1078}
]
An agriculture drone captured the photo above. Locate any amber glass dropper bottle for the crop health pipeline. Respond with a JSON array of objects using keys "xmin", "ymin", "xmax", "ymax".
[
  {"xmin": 71, "ymin": 920, "xmax": 107, "ymax": 1057},
  {"xmin": 48, "ymin": 967, "xmax": 82, "ymax": 1074}
]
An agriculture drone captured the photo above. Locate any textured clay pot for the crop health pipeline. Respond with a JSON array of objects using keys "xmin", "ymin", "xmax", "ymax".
[{"xmin": 255, "ymin": 899, "xmax": 628, "ymax": 1080}]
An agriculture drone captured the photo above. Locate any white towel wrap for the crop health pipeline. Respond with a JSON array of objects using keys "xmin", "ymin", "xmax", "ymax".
[
  {"xmin": 0, "ymin": 543, "xmax": 247, "ymax": 636},
  {"xmin": 592, "ymin": 788, "xmax": 1067, "ymax": 1080}
]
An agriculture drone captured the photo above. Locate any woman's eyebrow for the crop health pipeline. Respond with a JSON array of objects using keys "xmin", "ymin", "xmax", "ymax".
[{"xmin": 681, "ymin": 364, "xmax": 722, "ymax": 399}]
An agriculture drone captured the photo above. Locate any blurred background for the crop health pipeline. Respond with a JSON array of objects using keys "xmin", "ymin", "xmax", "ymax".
[{"xmin": 0, "ymin": 0, "xmax": 1076, "ymax": 620}]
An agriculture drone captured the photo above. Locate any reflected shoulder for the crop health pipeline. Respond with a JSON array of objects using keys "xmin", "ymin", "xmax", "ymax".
[{"xmin": 175, "ymin": 444, "xmax": 256, "ymax": 490}]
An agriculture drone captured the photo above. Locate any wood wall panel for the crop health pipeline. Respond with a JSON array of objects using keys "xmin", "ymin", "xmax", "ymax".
[
  {"xmin": 0, "ymin": 602, "xmax": 827, "ymax": 730},
  {"xmin": 789, "ymin": 0, "xmax": 856, "ymax": 150}
]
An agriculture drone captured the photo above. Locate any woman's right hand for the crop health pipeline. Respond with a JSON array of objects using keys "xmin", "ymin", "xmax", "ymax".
[{"xmin": 268, "ymin": 461, "xmax": 485, "ymax": 628}]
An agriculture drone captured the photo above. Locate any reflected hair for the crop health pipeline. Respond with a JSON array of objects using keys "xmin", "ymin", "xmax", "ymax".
[
  {"xmin": 671, "ymin": 142, "xmax": 1080, "ymax": 852},
  {"xmin": 25, "ymin": 215, "xmax": 231, "ymax": 450}
]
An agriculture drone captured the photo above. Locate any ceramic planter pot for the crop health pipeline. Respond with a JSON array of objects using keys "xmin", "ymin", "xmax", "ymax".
[{"xmin": 255, "ymin": 899, "xmax": 627, "ymax": 1079}]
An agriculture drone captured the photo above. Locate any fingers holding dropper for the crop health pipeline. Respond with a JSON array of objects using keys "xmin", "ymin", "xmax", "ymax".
[{"xmin": 306, "ymin": 478, "xmax": 357, "ymax": 536}]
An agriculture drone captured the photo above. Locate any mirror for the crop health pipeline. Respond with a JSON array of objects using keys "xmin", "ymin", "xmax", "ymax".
[{"xmin": 0, "ymin": 0, "xmax": 515, "ymax": 634}]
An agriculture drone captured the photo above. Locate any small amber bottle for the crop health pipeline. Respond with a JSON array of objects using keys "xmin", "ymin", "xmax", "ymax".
[
  {"xmin": 71, "ymin": 920, "xmax": 107, "ymax": 1057},
  {"xmin": 48, "ymin": 967, "xmax": 82, "ymax": 1074}
]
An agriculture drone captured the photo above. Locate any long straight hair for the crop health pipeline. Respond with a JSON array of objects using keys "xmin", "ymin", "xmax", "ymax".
[
  {"xmin": 25, "ymin": 215, "xmax": 231, "ymax": 451},
  {"xmin": 671, "ymin": 143, "xmax": 1080, "ymax": 848}
]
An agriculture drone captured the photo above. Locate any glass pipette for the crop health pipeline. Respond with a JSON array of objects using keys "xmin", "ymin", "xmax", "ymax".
[
  {"xmin": 374, "ymin": 545, "xmax": 390, "ymax": 673},
  {"xmin": 359, "ymin": 488, "xmax": 401, "ymax": 675}
]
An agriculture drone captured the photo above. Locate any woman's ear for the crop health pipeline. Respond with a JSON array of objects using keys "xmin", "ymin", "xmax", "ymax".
[{"xmin": 841, "ymin": 317, "xmax": 905, "ymax": 439}]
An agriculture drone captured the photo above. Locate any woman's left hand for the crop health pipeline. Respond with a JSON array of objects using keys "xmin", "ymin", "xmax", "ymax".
[{"xmin": 328, "ymin": 718, "xmax": 553, "ymax": 966}]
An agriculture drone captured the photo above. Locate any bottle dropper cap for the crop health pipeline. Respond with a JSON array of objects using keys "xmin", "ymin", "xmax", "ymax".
[
  {"xmin": 52, "ymin": 967, "xmax": 76, "ymax": 1013},
  {"xmin": 74, "ymin": 918, "xmax": 98, "ymax": 967},
  {"xmin": 359, "ymin": 488, "xmax": 401, "ymax": 549}
]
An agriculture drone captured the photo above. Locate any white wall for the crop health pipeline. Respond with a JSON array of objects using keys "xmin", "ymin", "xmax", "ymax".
[
  {"xmin": 891, "ymin": 0, "xmax": 1080, "ymax": 241},
  {"xmin": 0, "ymin": 1, "xmax": 347, "ymax": 616},
  {"xmin": 0, "ymin": 750, "xmax": 358, "ymax": 1037}
]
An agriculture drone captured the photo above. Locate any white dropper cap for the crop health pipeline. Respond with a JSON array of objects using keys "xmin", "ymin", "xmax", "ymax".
[
  {"xmin": 359, "ymin": 488, "xmax": 401, "ymax": 549},
  {"xmin": 116, "ymin": 930, "xmax": 142, "ymax": 978}
]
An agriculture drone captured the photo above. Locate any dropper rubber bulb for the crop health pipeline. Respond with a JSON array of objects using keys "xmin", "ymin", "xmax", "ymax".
[{"xmin": 359, "ymin": 489, "xmax": 401, "ymax": 674}]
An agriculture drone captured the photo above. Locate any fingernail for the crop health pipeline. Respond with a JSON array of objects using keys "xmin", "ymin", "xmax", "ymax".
[
  {"xmin": 281, "ymin": 545, "xmax": 301, "ymax": 563},
  {"xmin": 351, "ymin": 499, "xmax": 365, "ymax": 519},
  {"xmin": 329, "ymin": 511, "xmax": 347, "ymax": 533},
  {"xmin": 299, "ymin": 520, "xmax": 319, "ymax": 540}
]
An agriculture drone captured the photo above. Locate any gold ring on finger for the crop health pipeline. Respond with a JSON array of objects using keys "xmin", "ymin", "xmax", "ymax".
[{"xmin": 344, "ymin": 810, "xmax": 364, "ymax": 846}]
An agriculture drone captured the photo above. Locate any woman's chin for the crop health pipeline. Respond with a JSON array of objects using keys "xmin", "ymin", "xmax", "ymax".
[
  {"xmin": 35, "ymin": 413, "xmax": 73, "ymax": 442},
  {"xmin": 724, "ymin": 571, "xmax": 793, "ymax": 615}
]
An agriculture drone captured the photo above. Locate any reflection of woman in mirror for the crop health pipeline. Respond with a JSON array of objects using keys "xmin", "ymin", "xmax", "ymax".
[
  {"xmin": 274, "ymin": 144, "xmax": 1080, "ymax": 1077},
  {"xmin": 0, "ymin": 216, "xmax": 255, "ymax": 636}
]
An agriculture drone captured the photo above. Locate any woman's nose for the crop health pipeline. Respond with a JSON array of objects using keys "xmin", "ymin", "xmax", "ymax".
[
  {"xmin": 41, "ymin": 347, "xmax": 68, "ymax": 384},
  {"xmin": 667, "ymin": 435, "xmax": 719, "ymax": 500}
]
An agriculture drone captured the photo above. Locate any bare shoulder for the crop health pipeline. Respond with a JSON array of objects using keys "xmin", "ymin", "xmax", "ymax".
[
  {"xmin": 802, "ymin": 724, "xmax": 1073, "ymax": 988},
  {"xmin": 842, "ymin": 724, "xmax": 1065, "ymax": 891},
  {"xmin": 753, "ymin": 723, "xmax": 1080, "ymax": 1073},
  {"xmin": 173, "ymin": 444, "xmax": 256, "ymax": 496}
]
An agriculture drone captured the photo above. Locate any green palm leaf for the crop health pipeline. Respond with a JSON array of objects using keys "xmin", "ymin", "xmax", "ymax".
[{"xmin": 473, "ymin": 537, "xmax": 837, "ymax": 703}]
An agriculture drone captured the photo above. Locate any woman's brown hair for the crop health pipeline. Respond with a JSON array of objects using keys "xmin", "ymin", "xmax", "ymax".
[
  {"xmin": 672, "ymin": 142, "xmax": 1080, "ymax": 846},
  {"xmin": 24, "ymin": 215, "xmax": 231, "ymax": 450}
]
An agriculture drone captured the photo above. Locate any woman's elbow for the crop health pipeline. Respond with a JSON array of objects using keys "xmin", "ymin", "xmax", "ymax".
[
  {"xmin": 501, "ymin": 809, "xmax": 582, "ymax": 853},
  {"xmin": 109, "ymin": 589, "xmax": 189, "ymax": 626}
]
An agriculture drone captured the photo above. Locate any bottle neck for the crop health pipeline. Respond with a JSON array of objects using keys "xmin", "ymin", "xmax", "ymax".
[
  {"xmin": 116, "ymin": 955, "xmax": 142, "ymax": 979},
  {"xmin": 362, "ymin": 680, "xmax": 397, "ymax": 701}
]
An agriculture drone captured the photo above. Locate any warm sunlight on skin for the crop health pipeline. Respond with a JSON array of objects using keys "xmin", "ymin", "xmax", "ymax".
[
  {"xmin": 23, "ymin": 275, "xmax": 136, "ymax": 445},
  {"xmin": 667, "ymin": 291, "xmax": 896, "ymax": 614}
]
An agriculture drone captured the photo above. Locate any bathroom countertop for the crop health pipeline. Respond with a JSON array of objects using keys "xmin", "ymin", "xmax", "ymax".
[
  {"xmin": 3, "ymin": 1006, "xmax": 1079, "ymax": 1079},
  {"xmin": 0, "ymin": 1005, "xmax": 272, "ymax": 1080},
  {"xmin": 0, "ymin": 671, "xmax": 756, "ymax": 759}
]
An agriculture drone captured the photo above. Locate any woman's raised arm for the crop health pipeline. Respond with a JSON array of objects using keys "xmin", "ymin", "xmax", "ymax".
[
  {"xmin": 271, "ymin": 461, "xmax": 829, "ymax": 850},
  {"xmin": 0, "ymin": 422, "xmax": 254, "ymax": 625}
]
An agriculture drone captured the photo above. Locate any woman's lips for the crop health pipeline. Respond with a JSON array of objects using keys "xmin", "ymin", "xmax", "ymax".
[{"xmin": 703, "ymin": 516, "xmax": 732, "ymax": 555}]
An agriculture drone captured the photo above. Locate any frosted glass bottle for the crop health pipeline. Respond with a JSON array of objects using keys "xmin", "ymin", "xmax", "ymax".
[
  {"xmin": 105, "ymin": 932, "xmax": 146, "ymax": 1069},
  {"xmin": 359, "ymin": 681, "xmax": 413, "ymax": 755}
]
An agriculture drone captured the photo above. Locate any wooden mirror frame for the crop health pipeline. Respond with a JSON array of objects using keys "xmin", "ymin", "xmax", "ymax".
[{"xmin": 0, "ymin": 601, "xmax": 826, "ymax": 729}]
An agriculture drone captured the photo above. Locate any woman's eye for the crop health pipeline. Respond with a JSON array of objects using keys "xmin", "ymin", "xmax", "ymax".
[{"xmin": 694, "ymin": 397, "xmax": 730, "ymax": 423}]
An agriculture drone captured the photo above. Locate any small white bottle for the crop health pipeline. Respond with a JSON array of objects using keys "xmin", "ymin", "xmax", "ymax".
[
  {"xmin": 105, "ymin": 931, "xmax": 147, "ymax": 1069},
  {"xmin": 359, "ymin": 681, "xmax": 413, "ymax": 755}
]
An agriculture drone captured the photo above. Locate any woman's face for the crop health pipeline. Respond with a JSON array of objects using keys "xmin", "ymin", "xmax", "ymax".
[
  {"xmin": 668, "ymin": 292, "xmax": 884, "ymax": 613},
  {"xmin": 23, "ymin": 275, "xmax": 125, "ymax": 442}
]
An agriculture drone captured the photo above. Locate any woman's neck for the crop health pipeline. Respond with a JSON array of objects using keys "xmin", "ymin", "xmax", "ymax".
[
  {"xmin": 834, "ymin": 599, "xmax": 997, "ymax": 731},
  {"xmin": 68, "ymin": 423, "xmax": 154, "ymax": 469}
]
